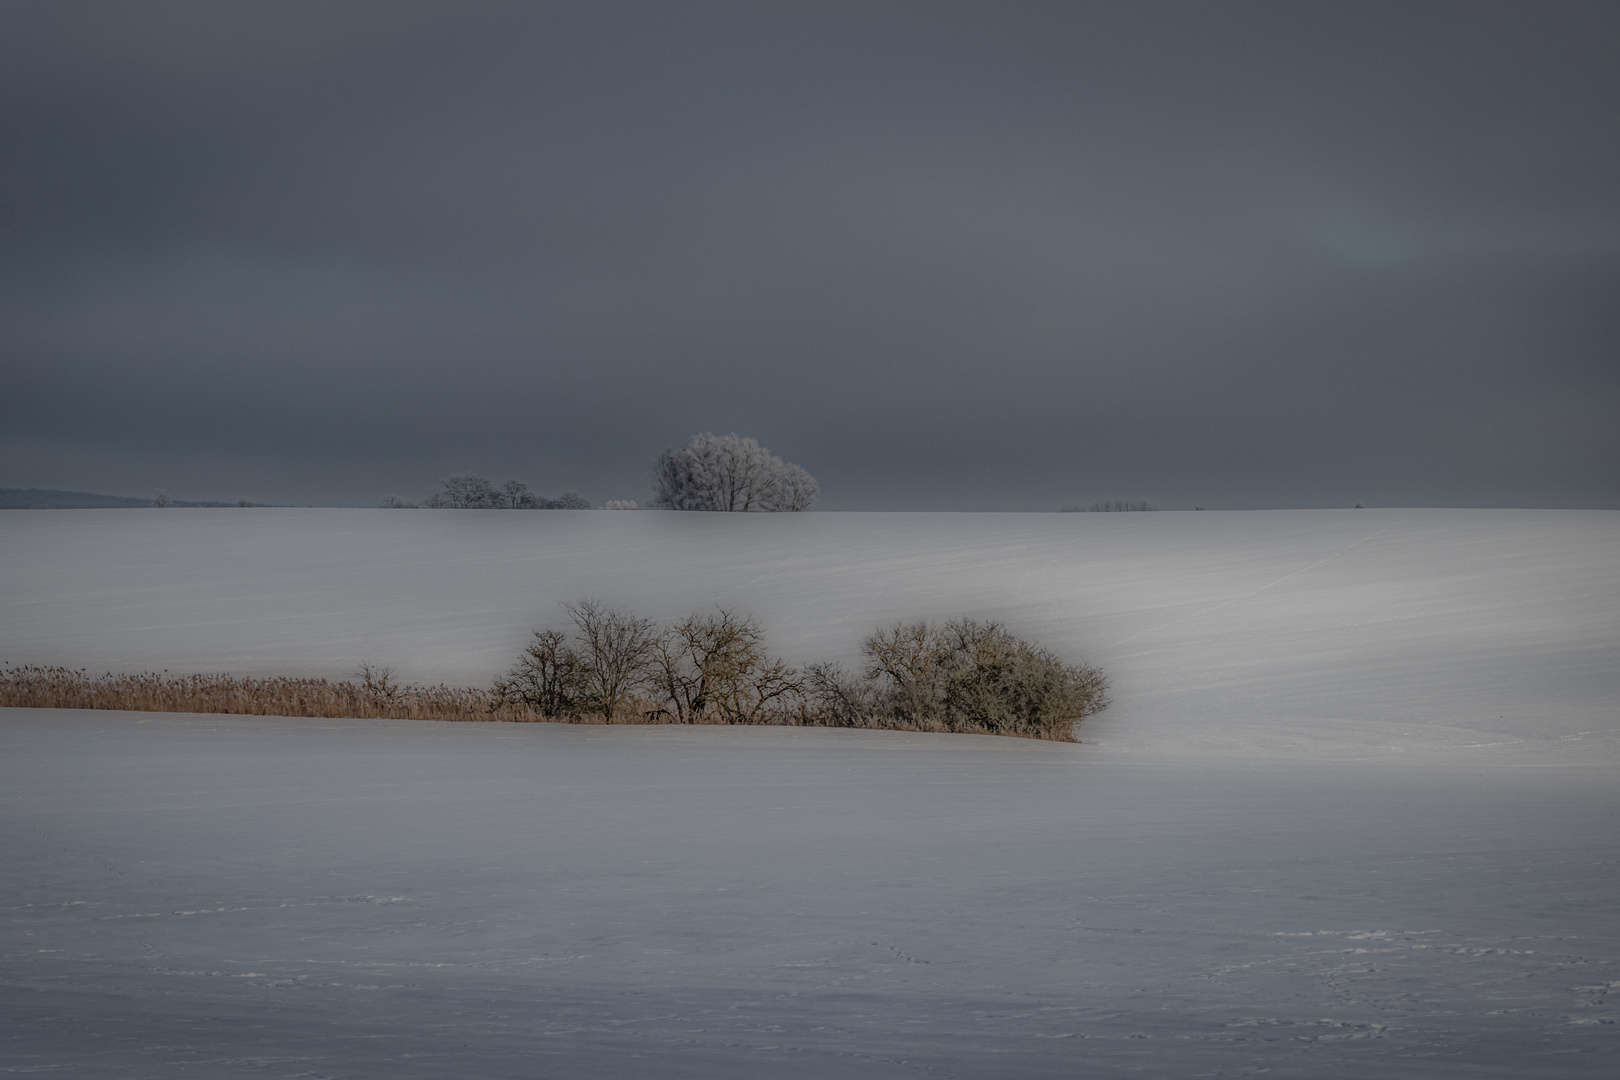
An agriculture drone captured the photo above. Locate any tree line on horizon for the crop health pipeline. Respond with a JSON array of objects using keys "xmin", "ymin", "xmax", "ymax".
[
  {"xmin": 13, "ymin": 432, "xmax": 1188, "ymax": 512},
  {"xmin": 383, "ymin": 432, "xmax": 819, "ymax": 512}
]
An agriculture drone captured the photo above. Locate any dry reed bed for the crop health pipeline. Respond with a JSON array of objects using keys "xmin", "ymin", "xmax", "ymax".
[
  {"xmin": 2, "ymin": 654, "xmax": 1098, "ymax": 741},
  {"xmin": 1, "ymin": 666, "xmax": 509, "ymax": 723},
  {"xmin": 0, "ymin": 665, "xmax": 813, "ymax": 728}
]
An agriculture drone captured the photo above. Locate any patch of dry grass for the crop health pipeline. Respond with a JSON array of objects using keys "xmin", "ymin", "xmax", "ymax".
[
  {"xmin": 0, "ymin": 665, "xmax": 793, "ymax": 728},
  {"xmin": 0, "ymin": 665, "xmax": 506, "ymax": 723}
]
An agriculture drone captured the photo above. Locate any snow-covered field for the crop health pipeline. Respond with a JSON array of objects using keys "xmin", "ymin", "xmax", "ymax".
[{"xmin": 2, "ymin": 508, "xmax": 1617, "ymax": 1076}]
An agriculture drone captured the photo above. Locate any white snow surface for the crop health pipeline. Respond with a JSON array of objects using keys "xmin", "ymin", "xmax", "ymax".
[
  {"xmin": 2, "ymin": 508, "xmax": 1617, "ymax": 1077},
  {"xmin": 3, "ymin": 507, "xmax": 1616, "ymax": 762}
]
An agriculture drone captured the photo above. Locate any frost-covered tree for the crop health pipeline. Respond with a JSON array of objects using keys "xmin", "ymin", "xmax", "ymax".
[
  {"xmin": 765, "ymin": 462, "xmax": 819, "ymax": 512},
  {"xmin": 501, "ymin": 480, "xmax": 542, "ymax": 509},
  {"xmin": 422, "ymin": 475, "xmax": 590, "ymax": 509},
  {"xmin": 543, "ymin": 490, "xmax": 591, "ymax": 510},
  {"xmin": 422, "ymin": 474, "xmax": 503, "ymax": 508},
  {"xmin": 151, "ymin": 488, "xmax": 173, "ymax": 508},
  {"xmin": 502, "ymin": 481, "xmax": 591, "ymax": 509},
  {"xmin": 649, "ymin": 432, "xmax": 818, "ymax": 511}
]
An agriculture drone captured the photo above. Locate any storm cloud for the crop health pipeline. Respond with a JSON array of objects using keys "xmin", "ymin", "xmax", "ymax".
[{"xmin": 2, "ymin": 1, "xmax": 1616, "ymax": 508}]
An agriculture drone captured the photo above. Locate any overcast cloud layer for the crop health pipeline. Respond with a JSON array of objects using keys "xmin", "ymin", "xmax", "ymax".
[{"xmin": 2, "ymin": 1, "xmax": 1616, "ymax": 509}]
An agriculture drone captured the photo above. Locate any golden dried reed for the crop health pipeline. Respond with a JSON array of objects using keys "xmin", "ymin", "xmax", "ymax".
[
  {"xmin": 0, "ymin": 665, "xmax": 752, "ymax": 726},
  {"xmin": 0, "ymin": 665, "xmax": 509, "ymax": 723},
  {"xmin": 1, "ymin": 663, "xmax": 1092, "ymax": 740}
]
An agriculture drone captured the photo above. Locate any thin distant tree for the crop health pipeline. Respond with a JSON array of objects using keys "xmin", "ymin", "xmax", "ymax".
[
  {"xmin": 418, "ymin": 475, "xmax": 590, "ymax": 509},
  {"xmin": 1060, "ymin": 499, "xmax": 1158, "ymax": 513},
  {"xmin": 151, "ymin": 489, "xmax": 173, "ymax": 508}
]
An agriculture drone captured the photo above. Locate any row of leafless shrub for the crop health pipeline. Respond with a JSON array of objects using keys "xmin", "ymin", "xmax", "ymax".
[
  {"xmin": 0, "ymin": 663, "xmax": 503, "ymax": 722},
  {"xmin": 492, "ymin": 602, "xmax": 1108, "ymax": 740},
  {"xmin": 2, "ymin": 607, "xmax": 1109, "ymax": 741}
]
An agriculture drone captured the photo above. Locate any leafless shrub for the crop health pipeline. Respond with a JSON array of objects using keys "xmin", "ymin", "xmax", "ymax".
[
  {"xmin": 932, "ymin": 619, "xmax": 1109, "ymax": 738},
  {"xmin": 561, "ymin": 601, "xmax": 661, "ymax": 723},
  {"xmin": 650, "ymin": 608, "xmax": 801, "ymax": 724},
  {"xmin": 7, "ymin": 613, "xmax": 1108, "ymax": 743},
  {"xmin": 356, "ymin": 661, "xmax": 400, "ymax": 707},
  {"xmin": 799, "ymin": 662, "xmax": 877, "ymax": 728},
  {"xmin": 861, "ymin": 621, "xmax": 946, "ymax": 729},
  {"xmin": 492, "ymin": 628, "xmax": 581, "ymax": 717},
  {"xmin": 493, "ymin": 606, "xmax": 1107, "ymax": 739},
  {"xmin": 496, "ymin": 604, "xmax": 799, "ymax": 725},
  {"xmin": 804, "ymin": 619, "xmax": 1109, "ymax": 741}
]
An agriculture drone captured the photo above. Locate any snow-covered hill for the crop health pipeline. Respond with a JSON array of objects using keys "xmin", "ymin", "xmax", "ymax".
[
  {"xmin": 3, "ymin": 508, "xmax": 1617, "ymax": 1078},
  {"xmin": 3, "ymin": 507, "xmax": 1615, "ymax": 761}
]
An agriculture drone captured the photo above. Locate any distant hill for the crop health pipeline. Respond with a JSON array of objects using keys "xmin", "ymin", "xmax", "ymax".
[{"xmin": 0, "ymin": 488, "xmax": 238, "ymax": 509}]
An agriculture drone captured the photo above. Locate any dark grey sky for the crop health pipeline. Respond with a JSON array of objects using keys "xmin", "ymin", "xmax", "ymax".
[{"xmin": 2, "ymin": 1, "xmax": 1616, "ymax": 509}]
